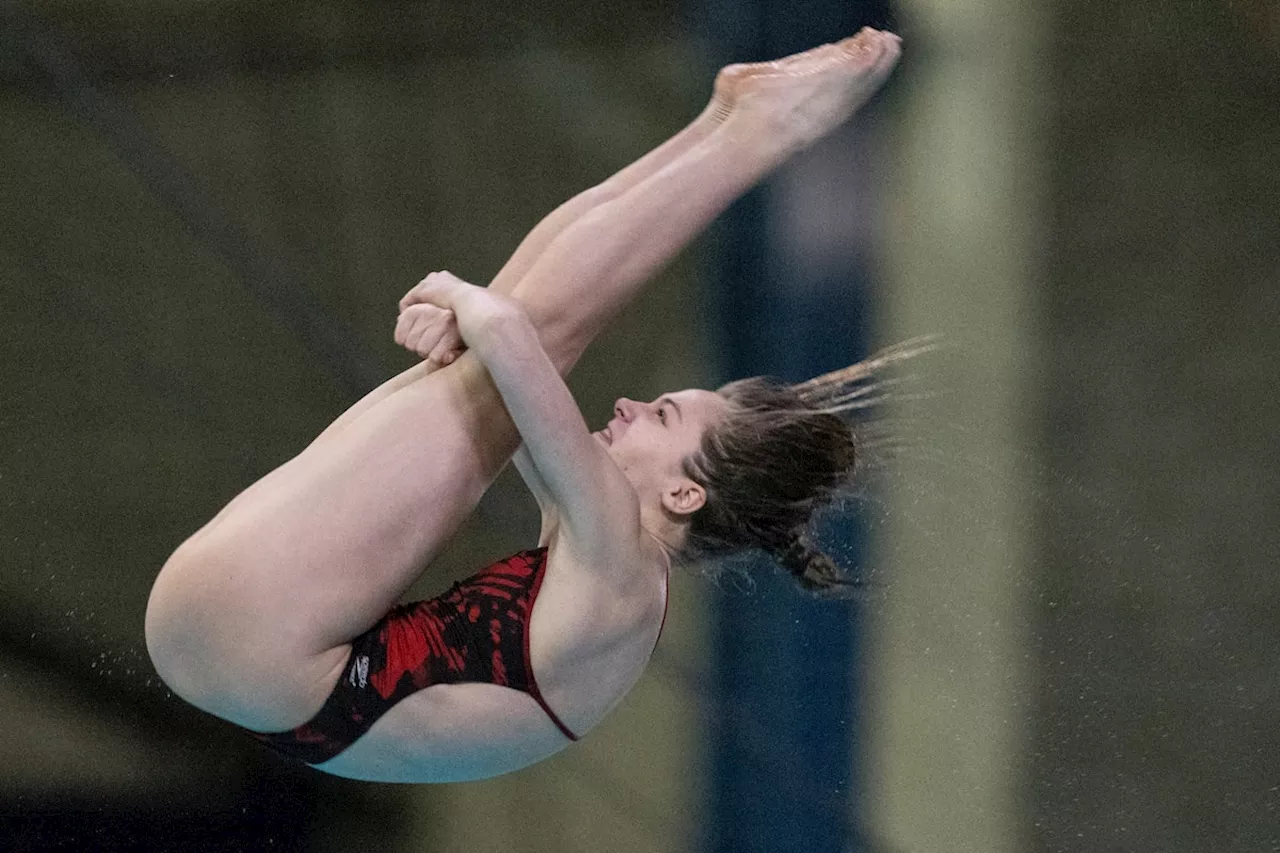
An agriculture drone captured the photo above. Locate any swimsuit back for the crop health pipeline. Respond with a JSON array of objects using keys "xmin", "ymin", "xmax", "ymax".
[{"xmin": 248, "ymin": 547, "xmax": 668, "ymax": 765}]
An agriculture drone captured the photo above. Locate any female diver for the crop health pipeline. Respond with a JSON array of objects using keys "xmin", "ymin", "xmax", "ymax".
[{"xmin": 145, "ymin": 28, "xmax": 904, "ymax": 783}]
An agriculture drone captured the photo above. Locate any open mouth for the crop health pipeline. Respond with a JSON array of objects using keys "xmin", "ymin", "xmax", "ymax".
[{"xmin": 602, "ymin": 426, "xmax": 613, "ymax": 445}]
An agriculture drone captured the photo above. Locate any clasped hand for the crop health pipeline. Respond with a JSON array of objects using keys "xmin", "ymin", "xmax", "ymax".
[{"xmin": 394, "ymin": 270, "xmax": 524, "ymax": 366}]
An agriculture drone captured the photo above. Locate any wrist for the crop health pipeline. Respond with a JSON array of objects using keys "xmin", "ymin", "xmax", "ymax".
[{"xmin": 461, "ymin": 295, "xmax": 530, "ymax": 347}]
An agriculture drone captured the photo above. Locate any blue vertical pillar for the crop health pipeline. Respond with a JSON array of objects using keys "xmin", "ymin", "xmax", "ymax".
[{"xmin": 687, "ymin": 1, "xmax": 895, "ymax": 851}]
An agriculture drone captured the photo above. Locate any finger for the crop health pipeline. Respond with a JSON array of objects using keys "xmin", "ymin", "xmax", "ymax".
[
  {"xmin": 399, "ymin": 277, "xmax": 429, "ymax": 312},
  {"xmin": 424, "ymin": 308, "xmax": 459, "ymax": 358},
  {"xmin": 414, "ymin": 315, "xmax": 450, "ymax": 360},
  {"xmin": 397, "ymin": 303, "xmax": 435, "ymax": 350},
  {"xmin": 416, "ymin": 308, "xmax": 458, "ymax": 363},
  {"xmin": 406, "ymin": 308, "xmax": 440, "ymax": 356},
  {"xmin": 431, "ymin": 311, "xmax": 459, "ymax": 360},
  {"xmin": 427, "ymin": 342, "xmax": 455, "ymax": 366},
  {"xmin": 433, "ymin": 270, "xmax": 467, "ymax": 287},
  {"xmin": 400, "ymin": 310, "xmax": 422, "ymax": 353},
  {"xmin": 427, "ymin": 328, "xmax": 464, "ymax": 365},
  {"xmin": 434, "ymin": 320, "xmax": 462, "ymax": 352},
  {"xmin": 394, "ymin": 308, "xmax": 414, "ymax": 348},
  {"xmin": 398, "ymin": 304, "xmax": 433, "ymax": 354},
  {"xmin": 399, "ymin": 271, "xmax": 452, "ymax": 312},
  {"xmin": 437, "ymin": 344, "xmax": 466, "ymax": 366}
]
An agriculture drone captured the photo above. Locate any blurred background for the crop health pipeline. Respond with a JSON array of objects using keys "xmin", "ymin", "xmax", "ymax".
[{"xmin": 1, "ymin": 0, "xmax": 1277, "ymax": 851}]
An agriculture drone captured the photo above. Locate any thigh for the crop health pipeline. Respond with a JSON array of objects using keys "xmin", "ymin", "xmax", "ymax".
[
  {"xmin": 180, "ymin": 360, "xmax": 438, "ymax": 555},
  {"xmin": 148, "ymin": 353, "xmax": 520, "ymax": 725}
]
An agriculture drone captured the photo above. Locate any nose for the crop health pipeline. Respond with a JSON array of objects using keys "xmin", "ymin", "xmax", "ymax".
[{"xmin": 614, "ymin": 397, "xmax": 637, "ymax": 422}]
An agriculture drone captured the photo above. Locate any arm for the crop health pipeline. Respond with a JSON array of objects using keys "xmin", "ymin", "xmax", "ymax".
[
  {"xmin": 471, "ymin": 310, "xmax": 641, "ymax": 554},
  {"xmin": 514, "ymin": 445, "xmax": 562, "ymax": 547},
  {"xmin": 391, "ymin": 286, "xmax": 565, "ymax": 537},
  {"xmin": 400, "ymin": 273, "xmax": 641, "ymax": 556}
]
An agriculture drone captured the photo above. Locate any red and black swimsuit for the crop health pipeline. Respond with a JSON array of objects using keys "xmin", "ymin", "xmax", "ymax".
[{"xmin": 247, "ymin": 547, "xmax": 668, "ymax": 766}]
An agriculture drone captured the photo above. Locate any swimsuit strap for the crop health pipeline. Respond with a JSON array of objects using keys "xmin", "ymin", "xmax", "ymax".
[{"xmin": 522, "ymin": 548, "xmax": 580, "ymax": 741}]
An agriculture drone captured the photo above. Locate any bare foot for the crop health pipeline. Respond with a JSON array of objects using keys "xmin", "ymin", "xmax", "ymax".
[
  {"xmin": 707, "ymin": 41, "xmax": 828, "ymax": 121},
  {"xmin": 707, "ymin": 65, "xmax": 750, "ymax": 122},
  {"xmin": 712, "ymin": 34, "xmax": 849, "ymax": 109},
  {"xmin": 721, "ymin": 28, "xmax": 902, "ymax": 149},
  {"xmin": 709, "ymin": 50, "xmax": 814, "ymax": 120}
]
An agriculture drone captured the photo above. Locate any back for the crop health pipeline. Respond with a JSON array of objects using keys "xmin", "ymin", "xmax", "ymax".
[{"xmin": 525, "ymin": 529, "xmax": 671, "ymax": 737}]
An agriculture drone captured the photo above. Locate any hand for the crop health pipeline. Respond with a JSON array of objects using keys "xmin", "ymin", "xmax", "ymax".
[
  {"xmin": 394, "ymin": 301, "xmax": 465, "ymax": 366},
  {"xmin": 396, "ymin": 270, "xmax": 525, "ymax": 362}
]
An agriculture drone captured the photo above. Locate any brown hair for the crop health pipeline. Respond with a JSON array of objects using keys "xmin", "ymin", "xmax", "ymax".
[{"xmin": 677, "ymin": 338, "xmax": 935, "ymax": 598}]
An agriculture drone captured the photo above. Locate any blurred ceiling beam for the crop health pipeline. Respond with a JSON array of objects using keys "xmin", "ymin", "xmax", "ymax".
[
  {"xmin": 1, "ymin": 0, "xmax": 686, "ymax": 84},
  {"xmin": 12, "ymin": 11, "xmax": 385, "ymax": 396}
]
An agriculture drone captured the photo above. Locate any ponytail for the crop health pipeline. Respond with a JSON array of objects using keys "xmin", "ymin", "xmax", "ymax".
[
  {"xmin": 678, "ymin": 339, "xmax": 934, "ymax": 598},
  {"xmin": 772, "ymin": 530, "xmax": 867, "ymax": 598}
]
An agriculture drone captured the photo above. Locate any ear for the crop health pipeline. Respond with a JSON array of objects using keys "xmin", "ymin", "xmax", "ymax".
[{"xmin": 661, "ymin": 478, "xmax": 707, "ymax": 517}]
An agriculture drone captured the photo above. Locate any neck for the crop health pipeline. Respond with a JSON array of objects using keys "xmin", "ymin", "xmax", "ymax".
[{"xmin": 639, "ymin": 504, "xmax": 684, "ymax": 559}]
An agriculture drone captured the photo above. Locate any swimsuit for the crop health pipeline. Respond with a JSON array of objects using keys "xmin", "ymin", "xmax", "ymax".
[{"xmin": 247, "ymin": 547, "xmax": 668, "ymax": 765}]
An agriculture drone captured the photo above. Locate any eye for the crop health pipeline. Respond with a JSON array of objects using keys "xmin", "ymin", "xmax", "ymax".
[{"xmin": 658, "ymin": 406, "xmax": 668, "ymax": 424}]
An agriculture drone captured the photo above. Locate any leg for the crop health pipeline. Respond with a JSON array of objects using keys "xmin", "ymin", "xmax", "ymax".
[
  {"xmin": 486, "ymin": 94, "xmax": 731, "ymax": 295},
  {"xmin": 300, "ymin": 36, "xmax": 861, "ymax": 449},
  {"xmin": 504, "ymin": 32, "xmax": 902, "ymax": 370},
  {"xmin": 145, "ymin": 32, "xmax": 899, "ymax": 731},
  {"xmin": 304, "ymin": 77, "xmax": 737, "ymax": 451},
  {"xmin": 508, "ymin": 112, "xmax": 790, "ymax": 373}
]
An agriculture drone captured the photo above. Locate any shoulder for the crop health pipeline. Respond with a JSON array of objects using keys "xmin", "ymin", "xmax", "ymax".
[{"xmin": 544, "ymin": 501, "xmax": 652, "ymax": 590}]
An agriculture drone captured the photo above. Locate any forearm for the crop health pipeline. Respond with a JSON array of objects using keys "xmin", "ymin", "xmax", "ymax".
[
  {"xmin": 462, "ymin": 306, "xmax": 602, "ymax": 505},
  {"xmin": 462, "ymin": 306, "xmax": 639, "ymax": 551}
]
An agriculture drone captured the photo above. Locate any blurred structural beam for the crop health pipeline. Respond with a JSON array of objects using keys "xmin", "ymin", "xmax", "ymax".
[
  {"xmin": 862, "ymin": 2, "xmax": 1046, "ymax": 852},
  {"xmin": 10, "ymin": 10, "xmax": 383, "ymax": 399},
  {"xmin": 0, "ymin": 0, "xmax": 685, "ymax": 84}
]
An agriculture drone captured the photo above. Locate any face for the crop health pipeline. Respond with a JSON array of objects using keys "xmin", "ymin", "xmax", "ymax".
[{"xmin": 594, "ymin": 388, "xmax": 731, "ymax": 517}]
